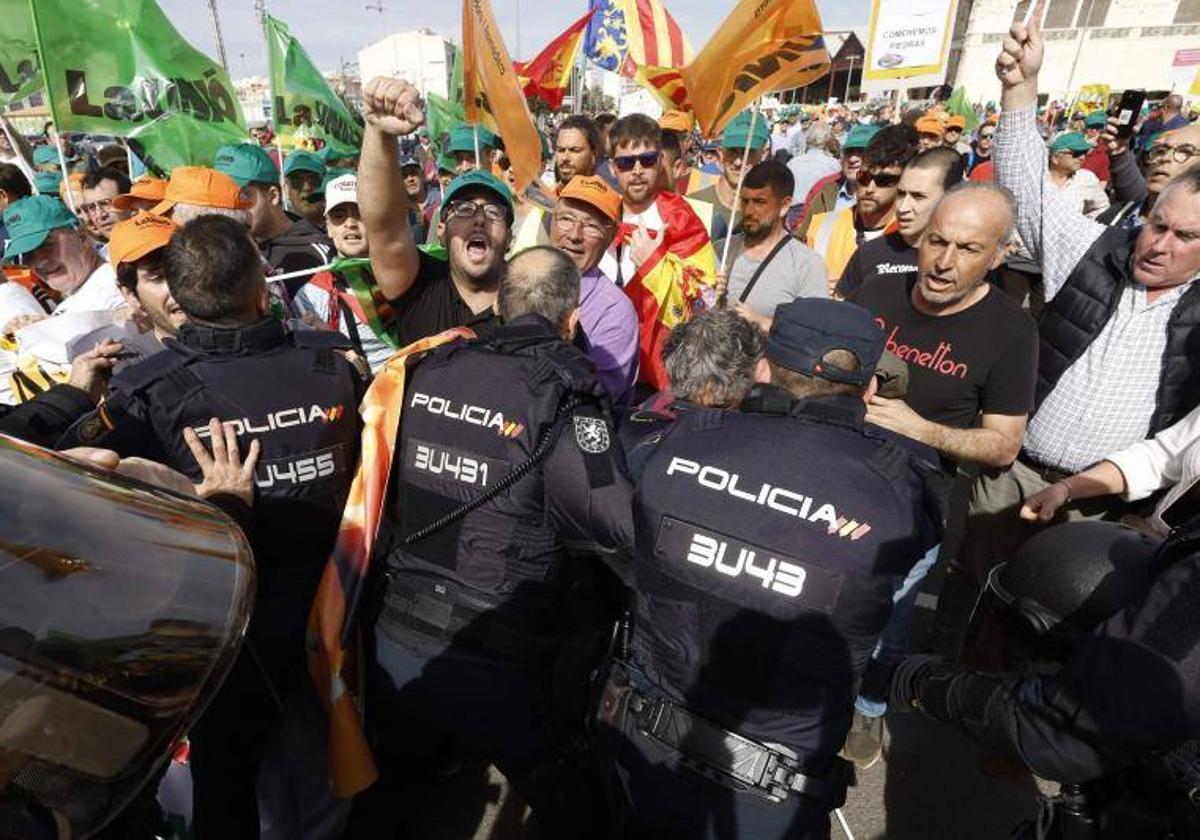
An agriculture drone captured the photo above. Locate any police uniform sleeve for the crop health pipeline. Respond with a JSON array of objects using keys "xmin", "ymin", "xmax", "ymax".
[
  {"xmin": 543, "ymin": 401, "xmax": 635, "ymax": 583},
  {"xmin": 56, "ymin": 387, "xmax": 160, "ymax": 459},
  {"xmin": 0, "ymin": 384, "xmax": 96, "ymax": 447}
]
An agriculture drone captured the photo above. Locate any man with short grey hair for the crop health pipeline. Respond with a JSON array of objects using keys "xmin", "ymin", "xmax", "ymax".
[
  {"xmin": 786, "ymin": 123, "xmax": 841, "ymax": 229},
  {"xmin": 663, "ymin": 308, "xmax": 765, "ymax": 408}
]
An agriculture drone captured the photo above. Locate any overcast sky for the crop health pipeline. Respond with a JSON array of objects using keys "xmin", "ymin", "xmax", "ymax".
[{"xmin": 159, "ymin": 0, "xmax": 870, "ymax": 79}]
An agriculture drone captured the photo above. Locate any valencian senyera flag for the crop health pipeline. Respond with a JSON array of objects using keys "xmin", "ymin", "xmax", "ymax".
[
  {"xmin": 682, "ymin": 0, "xmax": 829, "ymax": 138},
  {"xmin": 462, "ymin": 0, "xmax": 542, "ymax": 193},
  {"xmin": 617, "ymin": 192, "xmax": 716, "ymax": 390},
  {"xmin": 585, "ymin": 0, "xmax": 692, "ymax": 113},
  {"xmin": 28, "ymin": 0, "xmax": 248, "ymax": 174},
  {"xmin": 515, "ymin": 10, "xmax": 591, "ymax": 110},
  {"xmin": 308, "ymin": 327, "xmax": 474, "ymax": 798},
  {"xmin": 618, "ymin": 0, "xmax": 692, "ymax": 79},
  {"xmin": 584, "ymin": 0, "xmax": 629, "ymax": 73},
  {"xmin": 0, "ymin": 0, "xmax": 41, "ymax": 107},
  {"xmin": 266, "ymin": 14, "xmax": 363, "ymax": 153}
]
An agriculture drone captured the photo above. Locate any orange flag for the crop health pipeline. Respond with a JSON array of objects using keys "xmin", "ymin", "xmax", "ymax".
[
  {"xmin": 681, "ymin": 0, "xmax": 830, "ymax": 138},
  {"xmin": 515, "ymin": 10, "xmax": 591, "ymax": 110},
  {"xmin": 462, "ymin": 0, "xmax": 542, "ymax": 193}
]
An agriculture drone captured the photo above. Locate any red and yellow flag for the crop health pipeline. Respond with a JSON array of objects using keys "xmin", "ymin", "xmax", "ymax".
[
  {"xmin": 515, "ymin": 10, "xmax": 591, "ymax": 110},
  {"xmin": 682, "ymin": 0, "xmax": 829, "ymax": 138},
  {"xmin": 617, "ymin": 192, "xmax": 716, "ymax": 390},
  {"xmin": 462, "ymin": 0, "xmax": 542, "ymax": 193},
  {"xmin": 307, "ymin": 328, "xmax": 473, "ymax": 798},
  {"xmin": 619, "ymin": 0, "xmax": 693, "ymax": 78}
]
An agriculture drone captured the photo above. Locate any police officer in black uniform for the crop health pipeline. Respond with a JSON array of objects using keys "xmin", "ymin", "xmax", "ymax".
[
  {"xmin": 607, "ymin": 298, "xmax": 944, "ymax": 839},
  {"xmin": 58, "ymin": 215, "xmax": 366, "ymax": 838},
  {"xmin": 890, "ymin": 516, "xmax": 1200, "ymax": 837},
  {"xmin": 366, "ymin": 246, "xmax": 633, "ymax": 836}
]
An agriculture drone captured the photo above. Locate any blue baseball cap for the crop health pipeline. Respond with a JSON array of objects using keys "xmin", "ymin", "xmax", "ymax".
[
  {"xmin": 3, "ymin": 195, "xmax": 79, "ymax": 260},
  {"xmin": 766, "ymin": 299, "xmax": 884, "ymax": 387}
]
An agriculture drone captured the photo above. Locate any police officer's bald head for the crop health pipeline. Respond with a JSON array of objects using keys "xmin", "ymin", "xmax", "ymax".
[{"xmin": 498, "ymin": 246, "xmax": 581, "ymax": 339}]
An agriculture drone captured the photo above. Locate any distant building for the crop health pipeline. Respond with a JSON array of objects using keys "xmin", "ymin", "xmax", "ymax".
[
  {"xmin": 791, "ymin": 30, "xmax": 867, "ymax": 104},
  {"xmin": 950, "ymin": 0, "xmax": 1200, "ymax": 102},
  {"xmin": 358, "ymin": 29, "xmax": 454, "ymax": 98}
]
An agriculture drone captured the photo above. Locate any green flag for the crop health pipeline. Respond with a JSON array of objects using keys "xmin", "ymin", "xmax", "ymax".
[
  {"xmin": 945, "ymin": 87, "xmax": 980, "ymax": 132},
  {"xmin": 0, "ymin": 0, "xmax": 40, "ymax": 107},
  {"xmin": 266, "ymin": 14, "xmax": 363, "ymax": 153},
  {"xmin": 28, "ymin": 0, "xmax": 247, "ymax": 174}
]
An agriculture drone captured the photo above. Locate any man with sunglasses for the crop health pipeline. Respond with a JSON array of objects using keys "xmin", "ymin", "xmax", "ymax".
[
  {"xmin": 281, "ymin": 150, "xmax": 327, "ymax": 228},
  {"xmin": 963, "ymin": 124, "xmax": 995, "ymax": 177},
  {"xmin": 1099, "ymin": 121, "xmax": 1200, "ymax": 229},
  {"xmin": 1046, "ymin": 132, "xmax": 1109, "ymax": 219},
  {"xmin": 805, "ymin": 124, "xmax": 919, "ymax": 292},
  {"xmin": 359, "ymin": 77, "xmax": 504, "ymax": 347}
]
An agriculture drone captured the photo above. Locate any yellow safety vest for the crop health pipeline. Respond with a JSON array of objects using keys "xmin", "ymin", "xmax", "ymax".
[{"xmin": 805, "ymin": 208, "xmax": 860, "ymax": 286}]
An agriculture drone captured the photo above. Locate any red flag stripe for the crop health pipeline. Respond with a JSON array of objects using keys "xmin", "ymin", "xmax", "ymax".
[
  {"xmin": 636, "ymin": 0, "xmax": 661, "ymax": 66},
  {"xmin": 667, "ymin": 14, "xmax": 685, "ymax": 64}
]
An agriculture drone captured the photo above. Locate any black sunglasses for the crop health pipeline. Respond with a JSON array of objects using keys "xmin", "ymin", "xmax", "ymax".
[
  {"xmin": 856, "ymin": 169, "xmax": 901, "ymax": 188},
  {"xmin": 613, "ymin": 151, "xmax": 661, "ymax": 172}
]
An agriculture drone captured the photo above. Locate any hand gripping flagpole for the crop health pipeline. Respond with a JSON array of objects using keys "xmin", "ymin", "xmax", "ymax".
[{"xmin": 717, "ymin": 99, "xmax": 762, "ymax": 303}]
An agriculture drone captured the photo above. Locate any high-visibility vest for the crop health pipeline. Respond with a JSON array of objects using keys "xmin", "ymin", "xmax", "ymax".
[
  {"xmin": 805, "ymin": 207, "xmax": 859, "ymax": 286},
  {"xmin": 510, "ymin": 205, "xmax": 549, "ymax": 254}
]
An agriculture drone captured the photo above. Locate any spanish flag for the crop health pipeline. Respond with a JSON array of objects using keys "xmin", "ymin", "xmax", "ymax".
[
  {"xmin": 307, "ymin": 328, "xmax": 474, "ymax": 798},
  {"xmin": 516, "ymin": 10, "xmax": 591, "ymax": 110},
  {"xmin": 462, "ymin": 0, "xmax": 541, "ymax": 193},
  {"xmin": 682, "ymin": 0, "xmax": 829, "ymax": 138},
  {"xmin": 618, "ymin": 192, "xmax": 716, "ymax": 390}
]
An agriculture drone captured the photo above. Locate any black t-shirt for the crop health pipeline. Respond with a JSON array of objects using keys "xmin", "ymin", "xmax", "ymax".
[
  {"xmin": 849, "ymin": 275, "xmax": 1038, "ymax": 430},
  {"xmin": 387, "ymin": 250, "xmax": 497, "ymax": 347},
  {"xmin": 836, "ymin": 231, "xmax": 919, "ymax": 299}
]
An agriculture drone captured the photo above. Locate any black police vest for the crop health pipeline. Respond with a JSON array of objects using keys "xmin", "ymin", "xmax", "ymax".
[
  {"xmin": 113, "ymin": 319, "xmax": 362, "ymax": 595},
  {"xmin": 385, "ymin": 316, "xmax": 609, "ymax": 618},
  {"xmin": 1037, "ymin": 227, "xmax": 1200, "ymax": 435},
  {"xmin": 630, "ymin": 391, "xmax": 942, "ymax": 766}
]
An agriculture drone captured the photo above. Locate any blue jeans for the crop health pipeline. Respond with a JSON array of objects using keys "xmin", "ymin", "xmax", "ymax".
[{"xmin": 855, "ymin": 542, "xmax": 941, "ymax": 718}]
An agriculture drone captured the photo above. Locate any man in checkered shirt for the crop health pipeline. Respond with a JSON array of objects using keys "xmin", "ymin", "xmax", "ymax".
[{"xmin": 933, "ymin": 4, "xmax": 1200, "ymax": 654}]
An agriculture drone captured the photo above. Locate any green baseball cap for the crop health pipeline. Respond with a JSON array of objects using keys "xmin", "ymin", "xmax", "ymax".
[
  {"xmin": 3, "ymin": 195, "xmax": 78, "ymax": 260},
  {"xmin": 720, "ymin": 111, "xmax": 771, "ymax": 150},
  {"xmin": 282, "ymin": 150, "xmax": 326, "ymax": 179},
  {"xmin": 436, "ymin": 154, "xmax": 456, "ymax": 174},
  {"xmin": 33, "ymin": 170, "xmax": 63, "ymax": 195},
  {"xmin": 1050, "ymin": 132, "xmax": 1091, "ymax": 154},
  {"xmin": 214, "ymin": 142, "xmax": 280, "ymax": 187},
  {"xmin": 1084, "ymin": 111, "xmax": 1107, "ymax": 129},
  {"xmin": 447, "ymin": 123, "xmax": 499, "ymax": 154},
  {"xmin": 32, "ymin": 145, "xmax": 59, "ymax": 166},
  {"xmin": 440, "ymin": 170, "xmax": 513, "ymax": 221},
  {"xmin": 319, "ymin": 140, "xmax": 360, "ymax": 164},
  {"xmin": 843, "ymin": 123, "xmax": 881, "ymax": 152}
]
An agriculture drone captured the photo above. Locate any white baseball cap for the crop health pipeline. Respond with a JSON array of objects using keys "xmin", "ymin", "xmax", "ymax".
[{"xmin": 323, "ymin": 173, "xmax": 358, "ymax": 215}]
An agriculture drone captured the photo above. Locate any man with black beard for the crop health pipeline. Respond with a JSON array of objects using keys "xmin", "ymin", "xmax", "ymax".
[{"xmin": 554, "ymin": 115, "xmax": 601, "ymax": 192}]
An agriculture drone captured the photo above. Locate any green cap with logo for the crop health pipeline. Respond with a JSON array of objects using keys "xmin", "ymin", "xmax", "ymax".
[
  {"xmin": 720, "ymin": 111, "xmax": 771, "ymax": 150},
  {"xmin": 440, "ymin": 169, "xmax": 513, "ymax": 221},
  {"xmin": 843, "ymin": 123, "xmax": 881, "ymax": 152},
  {"xmin": 283, "ymin": 150, "xmax": 327, "ymax": 178},
  {"xmin": 3, "ymin": 194, "xmax": 78, "ymax": 260},
  {"xmin": 214, "ymin": 143, "xmax": 280, "ymax": 187},
  {"xmin": 447, "ymin": 123, "xmax": 499, "ymax": 154},
  {"xmin": 1050, "ymin": 132, "xmax": 1091, "ymax": 154},
  {"xmin": 33, "ymin": 171, "xmax": 63, "ymax": 195},
  {"xmin": 32, "ymin": 145, "xmax": 59, "ymax": 166}
]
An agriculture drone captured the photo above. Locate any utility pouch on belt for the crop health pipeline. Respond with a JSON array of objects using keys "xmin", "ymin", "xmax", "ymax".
[{"xmin": 602, "ymin": 663, "xmax": 852, "ymax": 808}]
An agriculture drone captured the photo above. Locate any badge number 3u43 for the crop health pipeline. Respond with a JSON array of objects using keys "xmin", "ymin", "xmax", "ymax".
[{"xmin": 574, "ymin": 416, "xmax": 610, "ymax": 454}]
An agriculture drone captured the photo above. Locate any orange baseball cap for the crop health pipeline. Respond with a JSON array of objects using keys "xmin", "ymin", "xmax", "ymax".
[
  {"xmin": 945, "ymin": 115, "xmax": 967, "ymax": 130},
  {"xmin": 659, "ymin": 109, "xmax": 694, "ymax": 133},
  {"xmin": 559, "ymin": 175, "xmax": 622, "ymax": 223},
  {"xmin": 152, "ymin": 166, "xmax": 253, "ymax": 215},
  {"xmin": 915, "ymin": 115, "xmax": 944, "ymax": 137},
  {"xmin": 59, "ymin": 171, "xmax": 85, "ymax": 201},
  {"xmin": 108, "ymin": 212, "xmax": 177, "ymax": 270},
  {"xmin": 112, "ymin": 176, "xmax": 168, "ymax": 211}
]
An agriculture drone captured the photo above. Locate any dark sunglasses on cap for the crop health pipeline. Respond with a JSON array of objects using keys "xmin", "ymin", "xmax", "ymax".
[
  {"xmin": 856, "ymin": 169, "xmax": 901, "ymax": 188},
  {"xmin": 613, "ymin": 151, "xmax": 661, "ymax": 172}
]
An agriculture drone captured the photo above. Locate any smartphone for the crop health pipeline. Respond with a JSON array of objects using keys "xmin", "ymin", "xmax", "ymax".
[
  {"xmin": 1160, "ymin": 478, "xmax": 1200, "ymax": 530},
  {"xmin": 1110, "ymin": 89, "xmax": 1146, "ymax": 139}
]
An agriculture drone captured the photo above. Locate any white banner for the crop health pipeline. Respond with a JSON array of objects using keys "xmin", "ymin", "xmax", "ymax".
[{"xmin": 862, "ymin": 0, "xmax": 959, "ymax": 94}]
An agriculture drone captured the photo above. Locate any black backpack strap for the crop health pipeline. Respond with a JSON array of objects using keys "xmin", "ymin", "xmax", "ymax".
[{"xmin": 737, "ymin": 236, "xmax": 793, "ymax": 304}]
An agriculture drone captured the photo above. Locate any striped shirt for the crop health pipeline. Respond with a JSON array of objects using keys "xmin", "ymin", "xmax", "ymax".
[{"xmin": 996, "ymin": 106, "xmax": 1195, "ymax": 473}]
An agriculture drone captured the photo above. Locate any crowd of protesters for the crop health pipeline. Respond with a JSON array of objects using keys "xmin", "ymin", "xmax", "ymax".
[{"xmin": 4, "ymin": 13, "xmax": 1200, "ymax": 837}]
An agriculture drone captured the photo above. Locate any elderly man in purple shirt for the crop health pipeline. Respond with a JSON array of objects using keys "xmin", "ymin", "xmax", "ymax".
[{"xmin": 549, "ymin": 175, "xmax": 640, "ymax": 402}]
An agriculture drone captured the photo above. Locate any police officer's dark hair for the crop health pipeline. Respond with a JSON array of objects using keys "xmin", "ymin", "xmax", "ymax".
[
  {"xmin": 557, "ymin": 115, "xmax": 601, "ymax": 156},
  {"xmin": 81, "ymin": 166, "xmax": 131, "ymax": 194},
  {"xmin": 768, "ymin": 350, "xmax": 864, "ymax": 399},
  {"xmin": 906, "ymin": 147, "xmax": 966, "ymax": 190},
  {"xmin": 164, "ymin": 215, "xmax": 264, "ymax": 325},
  {"xmin": 863, "ymin": 124, "xmax": 920, "ymax": 170},
  {"xmin": 743, "ymin": 161, "xmax": 795, "ymax": 200},
  {"xmin": 0, "ymin": 164, "xmax": 31, "ymax": 200},
  {"xmin": 608, "ymin": 114, "xmax": 661, "ymax": 153},
  {"xmin": 663, "ymin": 309, "xmax": 765, "ymax": 407},
  {"xmin": 499, "ymin": 246, "xmax": 580, "ymax": 329}
]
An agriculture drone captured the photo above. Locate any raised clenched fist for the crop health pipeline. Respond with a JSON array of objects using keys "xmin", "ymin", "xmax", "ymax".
[{"xmin": 363, "ymin": 77, "xmax": 426, "ymax": 137}]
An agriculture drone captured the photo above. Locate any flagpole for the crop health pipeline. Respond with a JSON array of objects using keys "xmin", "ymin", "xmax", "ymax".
[
  {"xmin": 259, "ymin": 1, "xmax": 291, "ymax": 211},
  {"xmin": 25, "ymin": 0, "xmax": 78, "ymax": 212},
  {"xmin": 473, "ymin": 124, "xmax": 481, "ymax": 168},
  {"xmin": 718, "ymin": 99, "xmax": 760, "ymax": 281}
]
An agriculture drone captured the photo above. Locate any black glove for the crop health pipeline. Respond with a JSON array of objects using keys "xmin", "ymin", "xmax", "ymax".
[{"xmin": 888, "ymin": 654, "xmax": 946, "ymax": 711}]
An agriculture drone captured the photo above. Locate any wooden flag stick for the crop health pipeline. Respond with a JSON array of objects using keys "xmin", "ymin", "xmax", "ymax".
[{"xmin": 718, "ymin": 99, "xmax": 762, "ymax": 280}]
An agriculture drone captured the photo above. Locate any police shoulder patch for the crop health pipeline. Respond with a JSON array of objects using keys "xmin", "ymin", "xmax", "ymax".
[{"xmin": 573, "ymin": 415, "xmax": 610, "ymax": 454}]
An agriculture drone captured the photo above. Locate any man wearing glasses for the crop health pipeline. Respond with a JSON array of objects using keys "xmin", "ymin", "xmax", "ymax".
[
  {"xmin": 358, "ymin": 77, "xmax": 506, "ymax": 347},
  {"xmin": 1046, "ymin": 132, "xmax": 1109, "ymax": 219},
  {"xmin": 79, "ymin": 166, "xmax": 131, "ymax": 245},
  {"xmin": 1100, "ymin": 121, "xmax": 1200, "ymax": 230},
  {"xmin": 963, "ymin": 124, "xmax": 995, "ymax": 177},
  {"xmin": 805, "ymin": 124, "xmax": 919, "ymax": 292}
]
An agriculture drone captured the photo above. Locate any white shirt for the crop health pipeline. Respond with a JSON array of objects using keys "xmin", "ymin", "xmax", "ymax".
[
  {"xmin": 53, "ymin": 263, "xmax": 125, "ymax": 316},
  {"xmin": 1107, "ymin": 402, "xmax": 1200, "ymax": 536},
  {"xmin": 599, "ymin": 201, "xmax": 665, "ymax": 288},
  {"xmin": 1054, "ymin": 168, "xmax": 1110, "ymax": 219}
]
